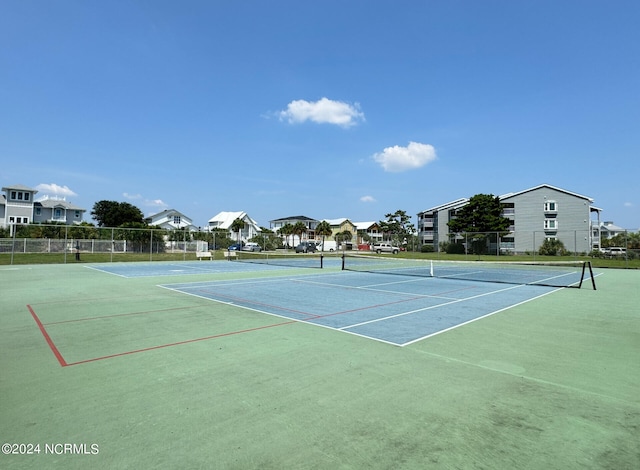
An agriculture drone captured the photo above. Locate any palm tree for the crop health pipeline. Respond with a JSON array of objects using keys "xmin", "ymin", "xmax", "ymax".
[
  {"xmin": 337, "ymin": 230, "xmax": 353, "ymax": 250},
  {"xmin": 230, "ymin": 218, "xmax": 245, "ymax": 246},
  {"xmin": 292, "ymin": 221, "xmax": 307, "ymax": 248},
  {"xmin": 278, "ymin": 223, "xmax": 294, "ymax": 249},
  {"xmin": 315, "ymin": 220, "xmax": 333, "ymax": 252}
]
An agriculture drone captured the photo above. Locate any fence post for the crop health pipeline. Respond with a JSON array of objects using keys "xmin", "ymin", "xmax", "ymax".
[
  {"xmin": 64, "ymin": 225, "xmax": 68, "ymax": 264},
  {"xmin": 10, "ymin": 226, "xmax": 16, "ymax": 265}
]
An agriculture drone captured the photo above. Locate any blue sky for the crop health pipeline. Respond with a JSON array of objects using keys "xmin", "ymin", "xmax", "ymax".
[{"xmin": 2, "ymin": 0, "xmax": 639, "ymax": 229}]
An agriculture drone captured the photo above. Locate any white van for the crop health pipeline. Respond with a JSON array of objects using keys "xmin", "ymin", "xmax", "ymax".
[{"xmin": 317, "ymin": 241, "xmax": 337, "ymax": 252}]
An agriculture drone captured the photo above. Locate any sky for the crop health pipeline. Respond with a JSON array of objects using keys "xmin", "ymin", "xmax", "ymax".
[{"xmin": 1, "ymin": 0, "xmax": 639, "ymax": 230}]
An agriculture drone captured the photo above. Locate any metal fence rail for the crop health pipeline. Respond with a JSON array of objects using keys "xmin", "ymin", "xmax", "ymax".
[{"xmin": 0, "ymin": 224, "xmax": 205, "ymax": 264}]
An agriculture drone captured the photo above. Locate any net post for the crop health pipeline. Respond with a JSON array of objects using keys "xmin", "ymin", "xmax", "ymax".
[
  {"xmin": 588, "ymin": 261, "xmax": 597, "ymax": 290},
  {"xmin": 320, "ymin": 254, "xmax": 323, "ymax": 269},
  {"xmin": 341, "ymin": 253, "xmax": 345, "ymax": 270},
  {"xmin": 575, "ymin": 261, "xmax": 585, "ymax": 288}
]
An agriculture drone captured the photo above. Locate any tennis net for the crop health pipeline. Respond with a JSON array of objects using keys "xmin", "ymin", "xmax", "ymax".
[
  {"xmin": 234, "ymin": 251, "xmax": 325, "ymax": 269},
  {"xmin": 341, "ymin": 254, "xmax": 596, "ymax": 289}
]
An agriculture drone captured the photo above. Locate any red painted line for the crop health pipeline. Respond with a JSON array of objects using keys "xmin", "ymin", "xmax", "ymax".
[
  {"xmin": 306, "ymin": 295, "xmax": 427, "ymax": 320},
  {"xmin": 197, "ymin": 287, "xmax": 437, "ymax": 322},
  {"xmin": 196, "ymin": 288, "xmax": 317, "ymax": 318},
  {"xmin": 44, "ymin": 305, "xmax": 201, "ymax": 325},
  {"xmin": 27, "ymin": 305, "xmax": 68, "ymax": 367},
  {"xmin": 65, "ymin": 320, "xmax": 296, "ymax": 366},
  {"xmin": 28, "ymin": 293, "xmax": 164, "ymax": 307}
]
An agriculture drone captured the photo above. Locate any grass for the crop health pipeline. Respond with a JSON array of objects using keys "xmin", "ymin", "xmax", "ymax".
[{"xmin": 1, "ymin": 248, "xmax": 638, "ymax": 269}]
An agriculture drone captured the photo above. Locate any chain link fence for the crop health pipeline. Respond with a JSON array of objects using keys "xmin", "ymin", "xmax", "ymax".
[
  {"xmin": 0, "ymin": 224, "xmax": 206, "ymax": 264},
  {"xmin": 430, "ymin": 229, "xmax": 638, "ymax": 265}
]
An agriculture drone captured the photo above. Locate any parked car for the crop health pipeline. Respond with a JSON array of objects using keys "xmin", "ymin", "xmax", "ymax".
[
  {"xmin": 607, "ymin": 247, "xmax": 626, "ymax": 257},
  {"xmin": 373, "ymin": 242, "xmax": 400, "ymax": 254},
  {"xmin": 242, "ymin": 242, "xmax": 262, "ymax": 252},
  {"xmin": 295, "ymin": 242, "xmax": 317, "ymax": 253},
  {"xmin": 228, "ymin": 243, "xmax": 244, "ymax": 251}
]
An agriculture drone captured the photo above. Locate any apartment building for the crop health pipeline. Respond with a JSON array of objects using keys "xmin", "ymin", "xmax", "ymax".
[{"xmin": 417, "ymin": 184, "xmax": 602, "ymax": 254}]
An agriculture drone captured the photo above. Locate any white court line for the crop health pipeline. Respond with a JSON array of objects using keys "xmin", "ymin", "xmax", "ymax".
[{"xmin": 340, "ymin": 283, "xmax": 534, "ymax": 330}]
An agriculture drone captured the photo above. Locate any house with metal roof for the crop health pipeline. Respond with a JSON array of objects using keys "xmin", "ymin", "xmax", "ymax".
[
  {"xmin": 145, "ymin": 209, "xmax": 197, "ymax": 231},
  {"xmin": 209, "ymin": 211, "xmax": 261, "ymax": 242},
  {"xmin": 1, "ymin": 184, "xmax": 86, "ymax": 231},
  {"xmin": 599, "ymin": 221, "xmax": 626, "ymax": 240},
  {"xmin": 268, "ymin": 215, "xmax": 320, "ymax": 246},
  {"xmin": 353, "ymin": 221, "xmax": 383, "ymax": 244}
]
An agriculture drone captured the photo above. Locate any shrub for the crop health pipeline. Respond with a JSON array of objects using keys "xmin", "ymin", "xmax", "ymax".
[
  {"xmin": 538, "ymin": 239, "xmax": 569, "ymax": 256},
  {"xmin": 446, "ymin": 242, "xmax": 466, "ymax": 255}
]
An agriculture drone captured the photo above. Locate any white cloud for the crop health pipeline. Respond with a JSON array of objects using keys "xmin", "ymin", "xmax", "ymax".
[
  {"xmin": 278, "ymin": 97, "xmax": 364, "ymax": 128},
  {"xmin": 124, "ymin": 192, "xmax": 168, "ymax": 210},
  {"xmin": 360, "ymin": 195, "xmax": 376, "ymax": 203},
  {"xmin": 148, "ymin": 199, "xmax": 168, "ymax": 208},
  {"xmin": 372, "ymin": 141, "xmax": 437, "ymax": 172},
  {"xmin": 35, "ymin": 183, "xmax": 77, "ymax": 197},
  {"xmin": 624, "ymin": 202, "xmax": 633, "ymax": 207}
]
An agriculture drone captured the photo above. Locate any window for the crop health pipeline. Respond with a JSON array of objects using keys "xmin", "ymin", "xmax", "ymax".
[
  {"xmin": 173, "ymin": 216, "xmax": 181, "ymax": 225},
  {"xmin": 502, "ymin": 202, "xmax": 515, "ymax": 216},
  {"xmin": 35, "ymin": 207, "xmax": 41, "ymax": 216},
  {"xmin": 544, "ymin": 201, "xmax": 557, "ymax": 212},
  {"xmin": 54, "ymin": 208, "xmax": 63, "ymax": 219},
  {"xmin": 9, "ymin": 190, "xmax": 31, "ymax": 201},
  {"xmin": 544, "ymin": 219, "xmax": 558, "ymax": 230}
]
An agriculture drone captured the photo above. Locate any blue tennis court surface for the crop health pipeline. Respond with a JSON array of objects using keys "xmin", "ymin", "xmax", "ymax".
[
  {"xmin": 87, "ymin": 258, "xmax": 342, "ymax": 278},
  {"xmin": 160, "ymin": 270, "xmax": 560, "ymax": 346}
]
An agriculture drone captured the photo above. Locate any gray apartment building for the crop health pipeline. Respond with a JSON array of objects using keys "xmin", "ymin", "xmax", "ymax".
[{"xmin": 417, "ymin": 184, "xmax": 602, "ymax": 254}]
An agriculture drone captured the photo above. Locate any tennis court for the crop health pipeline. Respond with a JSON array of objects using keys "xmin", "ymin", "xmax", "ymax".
[
  {"xmin": 160, "ymin": 271, "xmax": 565, "ymax": 346},
  {"xmin": 1, "ymin": 259, "xmax": 638, "ymax": 469}
]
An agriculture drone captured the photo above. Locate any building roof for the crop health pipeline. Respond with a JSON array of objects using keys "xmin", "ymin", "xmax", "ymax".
[
  {"xmin": 209, "ymin": 211, "xmax": 258, "ymax": 229},
  {"xmin": 147, "ymin": 209, "xmax": 178, "ymax": 219},
  {"xmin": 146, "ymin": 208, "xmax": 191, "ymax": 220},
  {"xmin": 35, "ymin": 196, "xmax": 84, "ymax": 211},
  {"xmin": 2, "ymin": 184, "xmax": 37, "ymax": 193},
  {"xmin": 269, "ymin": 215, "xmax": 318, "ymax": 223},
  {"xmin": 600, "ymin": 221, "xmax": 625, "ymax": 231},
  {"xmin": 499, "ymin": 184, "xmax": 594, "ymax": 203},
  {"xmin": 353, "ymin": 221, "xmax": 378, "ymax": 230},
  {"xmin": 418, "ymin": 198, "xmax": 468, "ymax": 214},
  {"xmin": 323, "ymin": 218, "xmax": 350, "ymax": 226}
]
